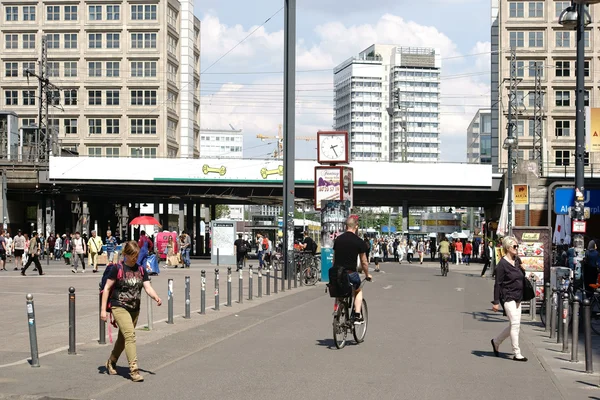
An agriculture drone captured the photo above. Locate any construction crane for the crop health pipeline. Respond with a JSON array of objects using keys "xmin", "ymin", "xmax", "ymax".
[{"xmin": 256, "ymin": 124, "xmax": 316, "ymax": 159}]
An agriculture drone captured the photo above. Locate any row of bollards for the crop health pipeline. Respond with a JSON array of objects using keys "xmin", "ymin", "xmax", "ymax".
[{"xmin": 26, "ymin": 264, "xmax": 298, "ymax": 367}]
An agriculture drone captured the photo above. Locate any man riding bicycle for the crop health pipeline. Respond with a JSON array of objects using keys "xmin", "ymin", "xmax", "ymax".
[
  {"xmin": 332, "ymin": 215, "xmax": 372, "ymax": 324},
  {"xmin": 439, "ymin": 235, "xmax": 450, "ymax": 271}
]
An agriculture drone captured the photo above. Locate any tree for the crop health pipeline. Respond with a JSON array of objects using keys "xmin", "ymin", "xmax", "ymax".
[{"xmin": 216, "ymin": 204, "xmax": 230, "ymax": 219}]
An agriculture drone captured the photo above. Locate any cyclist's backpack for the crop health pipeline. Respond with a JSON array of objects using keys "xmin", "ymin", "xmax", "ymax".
[
  {"xmin": 99, "ymin": 262, "xmax": 144, "ymax": 327},
  {"xmin": 327, "ymin": 266, "xmax": 352, "ymax": 298},
  {"xmin": 261, "ymin": 238, "xmax": 269, "ymax": 251}
]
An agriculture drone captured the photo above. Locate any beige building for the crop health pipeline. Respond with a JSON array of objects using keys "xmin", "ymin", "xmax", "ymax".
[
  {"xmin": 492, "ymin": 0, "xmax": 598, "ymax": 175},
  {"xmin": 0, "ymin": 0, "xmax": 201, "ymax": 159}
]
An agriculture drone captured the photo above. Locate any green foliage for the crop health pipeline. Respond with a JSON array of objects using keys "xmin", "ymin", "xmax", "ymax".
[{"xmin": 216, "ymin": 204, "xmax": 230, "ymax": 219}]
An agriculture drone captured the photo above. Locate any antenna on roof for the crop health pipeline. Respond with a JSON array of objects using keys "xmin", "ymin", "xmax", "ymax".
[{"xmin": 229, "ymin": 124, "xmax": 236, "ymax": 131}]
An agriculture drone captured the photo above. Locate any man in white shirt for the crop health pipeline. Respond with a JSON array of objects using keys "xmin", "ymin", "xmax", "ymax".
[{"xmin": 72, "ymin": 232, "xmax": 87, "ymax": 273}]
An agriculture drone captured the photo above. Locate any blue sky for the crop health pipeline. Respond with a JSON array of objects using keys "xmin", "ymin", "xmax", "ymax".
[{"xmin": 196, "ymin": 0, "xmax": 491, "ymax": 162}]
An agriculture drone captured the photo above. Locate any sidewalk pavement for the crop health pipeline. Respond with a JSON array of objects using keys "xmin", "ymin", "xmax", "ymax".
[{"xmin": 0, "ymin": 258, "xmax": 308, "ymax": 368}]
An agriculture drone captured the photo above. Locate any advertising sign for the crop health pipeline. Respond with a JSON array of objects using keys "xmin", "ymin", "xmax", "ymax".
[
  {"xmin": 320, "ymin": 200, "xmax": 351, "ymax": 282},
  {"xmin": 211, "ymin": 221, "xmax": 236, "ymax": 265},
  {"xmin": 554, "ymin": 187, "xmax": 600, "ymax": 215},
  {"xmin": 420, "ymin": 213, "xmax": 462, "ymax": 234},
  {"xmin": 586, "ymin": 107, "xmax": 600, "ymax": 152},
  {"xmin": 342, "ymin": 167, "xmax": 353, "ymax": 208},
  {"xmin": 512, "ymin": 226, "xmax": 551, "ymax": 285},
  {"xmin": 513, "ymin": 184, "xmax": 529, "ymax": 205},
  {"xmin": 314, "ymin": 166, "xmax": 352, "ymax": 210}
]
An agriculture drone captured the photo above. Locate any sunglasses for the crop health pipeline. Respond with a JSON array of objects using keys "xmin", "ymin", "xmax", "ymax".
[{"xmin": 512, "ymin": 244, "xmax": 518, "ymax": 249}]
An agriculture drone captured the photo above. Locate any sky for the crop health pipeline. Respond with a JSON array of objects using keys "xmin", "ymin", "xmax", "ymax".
[{"xmin": 196, "ymin": 0, "xmax": 491, "ymax": 162}]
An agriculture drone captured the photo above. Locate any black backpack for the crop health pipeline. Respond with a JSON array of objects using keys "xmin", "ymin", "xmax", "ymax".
[{"xmin": 327, "ymin": 266, "xmax": 352, "ymax": 298}]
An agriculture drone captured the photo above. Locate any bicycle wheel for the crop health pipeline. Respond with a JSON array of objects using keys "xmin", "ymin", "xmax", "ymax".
[
  {"xmin": 333, "ymin": 301, "xmax": 348, "ymax": 349},
  {"xmin": 540, "ymin": 301, "xmax": 546, "ymax": 327},
  {"xmin": 353, "ymin": 299, "xmax": 368, "ymax": 343},
  {"xmin": 274, "ymin": 259, "xmax": 283, "ymax": 271},
  {"xmin": 303, "ymin": 266, "xmax": 319, "ymax": 286},
  {"xmin": 590, "ymin": 297, "xmax": 600, "ymax": 335}
]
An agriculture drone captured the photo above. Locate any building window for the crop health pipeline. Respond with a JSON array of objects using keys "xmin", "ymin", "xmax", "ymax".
[
  {"xmin": 88, "ymin": 90, "xmax": 102, "ymax": 106},
  {"xmin": 167, "ymin": 149, "xmax": 177, "ymax": 158},
  {"xmin": 168, "ymin": 35, "xmax": 177, "ymax": 55},
  {"xmin": 88, "ymin": 33, "xmax": 102, "ymax": 49},
  {"xmin": 23, "ymin": 6, "xmax": 36, "ymax": 21},
  {"xmin": 585, "ymin": 90, "xmax": 590, "ymax": 107},
  {"xmin": 144, "ymin": 148, "xmax": 157, "ymax": 158},
  {"xmin": 131, "ymin": 33, "xmax": 157, "ymax": 49},
  {"xmin": 528, "ymin": 91, "xmax": 544, "ymax": 107},
  {"xmin": 5, "ymin": 62, "xmax": 17, "ymax": 77},
  {"xmin": 528, "ymin": 1, "xmax": 543, "ymax": 17},
  {"xmin": 5, "ymin": 34, "xmax": 17, "ymax": 49},
  {"xmin": 555, "ymin": 90, "xmax": 570, "ymax": 106},
  {"xmin": 22, "ymin": 118, "xmax": 35, "ymax": 128},
  {"xmin": 132, "ymin": 5, "xmax": 157, "ymax": 20},
  {"xmin": 64, "ymin": 61, "xmax": 77, "ymax": 77},
  {"xmin": 168, "ymin": 63, "xmax": 177, "ymax": 82},
  {"xmin": 131, "ymin": 62, "xmax": 143, "ymax": 77},
  {"xmin": 106, "ymin": 61, "xmax": 120, "ymax": 77},
  {"xmin": 555, "ymin": 150, "xmax": 570, "ymax": 166},
  {"xmin": 131, "ymin": 119, "xmax": 143, "ymax": 134},
  {"xmin": 22, "ymin": 90, "xmax": 35, "ymax": 106},
  {"xmin": 5, "ymin": 6, "xmax": 18, "ymax": 21},
  {"xmin": 22, "ymin": 34, "xmax": 35, "ymax": 49},
  {"xmin": 106, "ymin": 90, "xmax": 120, "ymax": 106},
  {"xmin": 509, "ymin": 2, "xmax": 524, "ymax": 18},
  {"xmin": 167, "ymin": 119, "xmax": 177, "ymax": 139},
  {"xmin": 167, "ymin": 91, "xmax": 177, "ymax": 110},
  {"xmin": 144, "ymin": 61, "xmax": 156, "ymax": 77},
  {"xmin": 167, "ymin": 7, "xmax": 177, "ymax": 26},
  {"xmin": 575, "ymin": 60, "xmax": 591, "ymax": 77},
  {"xmin": 528, "ymin": 61, "xmax": 543, "ymax": 77},
  {"xmin": 516, "ymin": 120, "xmax": 524, "ymax": 137},
  {"xmin": 555, "ymin": 1, "xmax": 570, "ymax": 19},
  {"xmin": 47, "ymin": 6, "xmax": 60, "ymax": 21},
  {"xmin": 106, "ymin": 147, "xmax": 119, "ymax": 157},
  {"xmin": 106, "ymin": 119, "xmax": 120, "ymax": 134},
  {"xmin": 88, "ymin": 147, "xmax": 102, "ymax": 157},
  {"xmin": 4, "ymin": 90, "xmax": 17, "ymax": 105},
  {"xmin": 556, "ymin": 61, "xmax": 570, "ymax": 77},
  {"xmin": 88, "ymin": 62, "xmax": 101, "ymax": 77},
  {"xmin": 50, "ymin": 90, "xmax": 60, "ymax": 105},
  {"xmin": 64, "ymin": 5, "xmax": 77, "ymax": 21},
  {"xmin": 88, "ymin": 119, "xmax": 102, "ymax": 134},
  {"xmin": 555, "ymin": 120, "xmax": 570, "ymax": 137},
  {"xmin": 145, "ymin": 33, "xmax": 157, "ymax": 48},
  {"xmin": 130, "ymin": 118, "xmax": 157, "ymax": 134},
  {"xmin": 556, "ymin": 31, "xmax": 570, "ymax": 48},
  {"xmin": 528, "ymin": 31, "xmax": 543, "ymax": 48},
  {"xmin": 107, "ymin": 5, "xmax": 120, "ymax": 20},
  {"xmin": 515, "ymin": 60, "xmax": 524, "ymax": 77},
  {"xmin": 144, "ymin": 118, "xmax": 157, "ymax": 134},
  {"xmin": 64, "ymin": 33, "xmax": 78, "ymax": 49},
  {"xmin": 64, "ymin": 89, "xmax": 77, "ymax": 105},
  {"xmin": 89, "ymin": 5, "xmax": 102, "ymax": 21},
  {"xmin": 130, "ymin": 90, "xmax": 156, "ymax": 106},
  {"xmin": 585, "ymin": 151, "xmax": 590, "ymax": 166},
  {"xmin": 584, "ymin": 31, "xmax": 591, "ymax": 48},
  {"xmin": 23, "ymin": 62, "xmax": 35, "ymax": 76},
  {"xmin": 65, "ymin": 119, "xmax": 77, "ymax": 135},
  {"xmin": 47, "ymin": 34, "xmax": 60, "ymax": 49},
  {"xmin": 47, "ymin": 62, "xmax": 59, "ymax": 77},
  {"xmin": 144, "ymin": 5, "xmax": 157, "ymax": 20},
  {"xmin": 106, "ymin": 33, "xmax": 120, "ymax": 49}
]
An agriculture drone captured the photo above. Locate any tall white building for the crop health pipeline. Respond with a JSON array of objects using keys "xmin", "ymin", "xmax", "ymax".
[
  {"xmin": 466, "ymin": 109, "xmax": 492, "ymax": 164},
  {"xmin": 334, "ymin": 44, "xmax": 441, "ymax": 162},
  {"xmin": 199, "ymin": 127, "xmax": 243, "ymax": 158},
  {"xmin": 0, "ymin": 0, "xmax": 201, "ymax": 159}
]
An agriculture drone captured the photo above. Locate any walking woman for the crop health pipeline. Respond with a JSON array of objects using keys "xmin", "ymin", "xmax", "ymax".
[
  {"xmin": 101, "ymin": 241, "xmax": 162, "ymax": 382},
  {"xmin": 490, "ymin": 236, "xmax": 527, "ymax": 362}
]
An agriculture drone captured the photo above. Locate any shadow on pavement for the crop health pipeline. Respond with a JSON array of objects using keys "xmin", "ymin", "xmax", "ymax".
[
  {"xmin": 315, "ymin": 339, "xmax": 336, "ymax": 349},
  {"xmin": 463, "ymin": 311, "xmax": 506, "ymax": 323}
]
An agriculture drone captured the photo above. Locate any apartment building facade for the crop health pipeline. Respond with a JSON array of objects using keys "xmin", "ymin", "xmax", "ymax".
[
  {"xmin": 466, "ymin": 108, "xmax": 492, "ymax": 164},
  {"xmin": 0, "ymin": 0, "xmax": 201, "ymax": 159},
  {"xmin": 334, "ymin": 44, "xmax": 441, "ymax": 162},
  {"xmin": 199, "ymin": 127, "xmax": 243, "ymax": 159},
  {"xmin": 491, "ymin": 0, "xmax": 599, "ymax": 174}
]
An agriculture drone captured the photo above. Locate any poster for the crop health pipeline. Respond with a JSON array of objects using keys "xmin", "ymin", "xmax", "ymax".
[
  {"xmin": 587, "ymin": 107, "xmax": 600, "ymax": 153},
  {"xmin": 342, "ymin": 167, "xmax": 353, "ymax": 208},
  {"xmin": 513, "ymin": 184, "xmax": 529, "ymax": 205},
  {"xmin": 320, "ymin": 200, "xmax": 351, "ymax": 282},
  {"xmin": 211, "ymin": 221, "xmax": 236, "ymax": 265},
  {"xmin": 315, "ymin": 167, "xmax": 341, "ymax": 209},
  {"xmin": 512, "ymin": 226, "xmax": 552, "ymax": 286}
]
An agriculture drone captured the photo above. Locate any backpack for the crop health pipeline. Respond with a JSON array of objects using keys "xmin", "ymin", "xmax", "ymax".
[
  {"xmin": 261, "ymin": 238, "xmax": 269, "ymax": 251},
  {"xmin": 327, "ymin": 266, "xmax": 352, "ymax": 298},
  {"xmin": 311, "ymin": 240, "xmax": 318, "ymax": 254},
  {"xmin": 99, "ymin": 262, "xmax": 145, "ymax": 327}
]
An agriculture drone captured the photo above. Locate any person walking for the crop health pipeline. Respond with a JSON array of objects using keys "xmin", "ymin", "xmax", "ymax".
[
  {"xmin": 481, "ymin": 241, "xmax": 494, "ymax": 277},
  {"xmin": 105, "ymin": 230, "xmax": 118, "ymax": 264},
  {"xmin": 12, "ymin": 230, "xmax": 25, "ymax": 271},
  {"xmin": 101, "ymin": 241, "xmax": 162, "ymax": 382},
  {"xmin": 47, "ymin": 233, "xmax": 56, "ymax": 261},
  {"xmin": 406, "ymin": 242, "xmax": 414, "ymax": 264},
  {"xmin": 21, "ymin": 231, "xmax": 43, "ymax": 276},
  {"xmin": 88, "ymin": 230, "xmax": 103, "ymax": 273},
  {"xmin": 372, "ymin": 240, "xmax": 382, "ymax": 272},
  {"xmin": 63, "ymin": 234, "xmax": 73, "ymax": 265},
  {"xmin": 234, "ymin": 233, "xmax": 248, "ymax": 271},
  {"xmin": 455, "ymin": 239, "xmax": 463, "ymax": 265},
  {"xmin": 583, "ymin": 240, "xmax": 600, "ymax": 295},
  {"xmin": 0, "ymin": 230, "xmax": 7, "ymax": 271},
  {"xmin": 417, "ymin": 239, "xmax": 425, "ymax": 264},
  {"xmin": 178, "ymin": 231, "xmax": 190, "ymax": 268},
  {"xmin": 464, "ymin": 240, "xmax": 473, "ymax": 265},
  {"xmin": 393, "ymin": 239, "xmax": 399, "ymax": 262},
  {"xmin": 491, "ymin": 236, "xmax": 528, "ymax": 362},
  {"xmin": 72, "ymin": 232, "xmax": 87, "ymax": 273},
  {"xmin": 5, "ymin": 232, "xmax": 12, "ymax": 264}
]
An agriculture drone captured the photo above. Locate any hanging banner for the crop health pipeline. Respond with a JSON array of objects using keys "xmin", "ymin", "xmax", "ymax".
[
  {"xmin": 586, "ymin": 107, "xmax": 600, "ymax": 152},
  {"xmin": 342, "ymin": 167, "xmax": 353, "ymax": 209},
  {"xmin": 513, "ymin": 184, "xmax": 529, "ymax": 205}
]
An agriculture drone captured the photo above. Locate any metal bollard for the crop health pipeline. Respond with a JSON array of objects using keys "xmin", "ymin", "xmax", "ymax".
[
  {"xmin": 583, "ymin": 298, "xmax": 593, "ymax": 373},
  {"xmin": 288, "ymin": 261, "xmax": 292, "ymax": 290},
  {"xmin": 200, "ymin": 270, "xmax": 206, "ymax": 315},
  {"xmin": 562, "ymin": 292, "xmax": 569, "ymax": 353},
  {"xmin": 68, "ymin": 287, "xmax": 76, "ymax": 355},
  {"xmin": 217, "ymin": 248, "xmax": 220, "ymax": 267},
  {"xmin": 226, "ymin": 267, "xmax": 232, "ymax": 307},
  {"xmin": 146, "ymin": 293, "xmax": 154, "ymax": 330},
  {"xmin": 215, "ymin": 268, "xmax": 220, "ymax": 311},
  {"xmin": 530, "ymin": 284, "xmax": 536, "ymax": 322},
  {"xmin": 550, "ymin": 287, "xmax": 557, "ymax": 339},
  {"xmin": 274, "ymin": 266, "xmax": 278, "ymax": 294},
  {"xmin": 571, "ymin": 296, "xmax": 580, "ymax": 363},
  {"xmin": 545, "ymin": 282, "xmax": 551, "ymax": 332},
  {"xmin": 282, "ymin": 263, "xmax": 286, "ymax": 292},
  {"xmin": 184, "ymin": 276, "xmax": 191, "ymax": 319},
  {"xmin": 248, "ymin": 265, "xmax": 253, "ymax": 300},
  {"xmin": 557, "ymin": 289, "xmax": 564, "ymax": 344},
  {"xmin": 26, "ymin": 294, "xmax": 40, "ymax": 367},
  {"xmin": 266, "ymin": 266, "xmax": 271, "ymax": 296},
  {"xmin": 167, "ymin": 279, "xmax": 174, "ymax": 324},
  {"xmin": 238, "ymin": 268, "xmax": 243, "ymax": 304},
  {"xmin": 258, "ymin": 267, "xmax": 263, "ymax": 298},
  {"xmin": 99, "ymin": 295, "xmax": 106, "ymax": 344},
  {"xmin": 294, "ymin": 259, "xmax": 298, "ymax": 289}
]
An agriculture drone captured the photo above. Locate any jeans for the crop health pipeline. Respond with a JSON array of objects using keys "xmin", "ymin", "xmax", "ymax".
[
  {"xmin": 110, "ymin": 307, "xmax": 140, "ymax": 371},
  {"xmin": 107, "ymin": 251, "xmax": 114, "ymax": 264},
  {"xmin": 182, "ymin": 249, "xmax": 190, "ymax": 267},
  {"xmin": 481, "ymin": 260, "xmax": 491, "ymax": 276},
  {"xmin": 73, "ymin": 253, "xmax": 86, "ymax": 271},
  {"xmin": 494, "ymin": 300, "xmax": 523, "ymax": 358},
  {"xmin": 257, "ymin": 251, "xmax": 264, "ymax": 268},
  {"xmin": 22, "ymin": 254, "xmax": 42, "ymax": 274}
]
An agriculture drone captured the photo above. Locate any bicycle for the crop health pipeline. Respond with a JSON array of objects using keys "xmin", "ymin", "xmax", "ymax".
[
  {"xmin": 331, "ymin": 278, "xmax": 371, "ymax": 349},
  {"xmin": 540, "ymin": 275, "xmax": 579, "ymax": 331},
  {"xmin": 440, "ymin": 254, "xmax": 449, "ymax": 277},
  {"xmin": 302, "ymin": 253, "xmax": 321, "ymax": 286}
]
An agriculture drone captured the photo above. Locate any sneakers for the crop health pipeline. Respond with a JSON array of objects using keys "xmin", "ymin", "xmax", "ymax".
[
  {"xmin": 130, "ymin": 370, "xmax": 144, "ymax": 382},
  {"xmin": 72, "ymin": 269, "xmax": 77, "ymax": 273},
  {"xmin": 105, "ymin": 358, "xmax": 117, "ymax": 375},
  {"xmin": 353, "ymin": 316, "xmax": 365, "ymax": 325}
]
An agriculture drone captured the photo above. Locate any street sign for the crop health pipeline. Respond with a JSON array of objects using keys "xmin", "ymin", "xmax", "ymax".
[
  {"xmin": 513, "ymin": 184, "xmax": 529, "ymax": 205},
  {"xmin": 572, "ymin": 220, "xmax": 587, "ymax": 234},
  {"xmin": 554, "ymin": 188, "xmax": 600, "ymax": 215}
]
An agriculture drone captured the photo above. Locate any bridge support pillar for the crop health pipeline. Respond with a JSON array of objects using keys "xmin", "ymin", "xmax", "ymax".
[
  {"xmin": 197, "ymin": 203, "xmax": 204, "ymax": 256},
  {"xmin": 153, "ymin": 201, "xmax": 160, "ymax": 226},
  {"xmin": 186, "ymin": 202, "xmax": 193, "ymax": 255},
  {"xmin": 402, "ymin": 200, "xmax": 409, "ymax": 239},
  {"xmin": 178, "ymin": 201, "xmax": 185, "ymax": 234},
  {"xmin": 161, "ymin": 202, "xmax": 169, "ymax": 231}
]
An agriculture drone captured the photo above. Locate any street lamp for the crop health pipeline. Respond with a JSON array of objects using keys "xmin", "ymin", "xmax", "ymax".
[
  {"xmin": 503, "ymin": 136, "xmax": 518, "ymax": 235},
  {"xmin": 559, "ymin": 1, "xmax": 592, "ymax": 257}
]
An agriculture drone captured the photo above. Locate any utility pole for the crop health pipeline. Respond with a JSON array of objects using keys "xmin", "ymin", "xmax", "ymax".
[
  {"xmin": 532, "ymin": 62, "xmax": 545, "ymax": 176},
  {"xmin": 504, "ymin": 47, "xmax": 520, "ymax": 236}
]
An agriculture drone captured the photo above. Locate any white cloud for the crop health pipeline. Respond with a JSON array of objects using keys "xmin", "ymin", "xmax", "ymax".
[{"xmin": 200, "ymin": 14, "xmax": 490, "ymax": 163}]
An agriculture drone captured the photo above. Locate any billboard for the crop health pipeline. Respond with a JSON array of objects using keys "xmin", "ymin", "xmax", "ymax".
[
  {"xmin": 314, "ymin": 166, "xmax": 353, "ymax": 210},
  {"xmin": 420, "ymin": 213, "xmax": 461, "ymax": 234},
  {"xmin": 211, "ymin": 221, "xmax": 236, "ymax": 265}
]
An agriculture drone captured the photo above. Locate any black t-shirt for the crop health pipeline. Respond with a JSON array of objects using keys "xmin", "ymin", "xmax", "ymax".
[
  {"xmin": 333, "ymin": 232, "xmax": 368, "ymax": 272},
  {"xmin": 303, "ymin": 236, "xmax": 316, "ymax": 255},
  {"xmin": 234, "ymin": 238, "xmax": 247, "ymax": 253},
  {"xmin": 109, "ymin": 264, "xmax": 150, "ymax": 311}
]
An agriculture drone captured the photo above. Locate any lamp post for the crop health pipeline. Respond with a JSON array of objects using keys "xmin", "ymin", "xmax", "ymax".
[
  {"xmin": 559, "ymin": 1, "xmax": 593, "ymax": 255},
  {"xmin": 503, "ymin": 135, "xmax": 517, "ymax": 236}
]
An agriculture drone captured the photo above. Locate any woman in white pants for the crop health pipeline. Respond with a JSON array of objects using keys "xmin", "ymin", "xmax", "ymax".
[{"xmin": 491, "ymin": 236, "xmax": 527, "ymax": 362}]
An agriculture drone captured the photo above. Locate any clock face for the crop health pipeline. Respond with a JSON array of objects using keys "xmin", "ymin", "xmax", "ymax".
[{"xmin": 319, "ymin": 134, "xmax": 346, "ymax": 162}]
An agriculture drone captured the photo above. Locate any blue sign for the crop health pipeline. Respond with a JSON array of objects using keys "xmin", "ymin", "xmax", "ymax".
[
  {"xmin": 321, "ymin": 248, "xmax": 334, "ymax": 283},
  {"xmin": 554, "ymin": 188, "xmax": 600, "ymax": 214}
]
